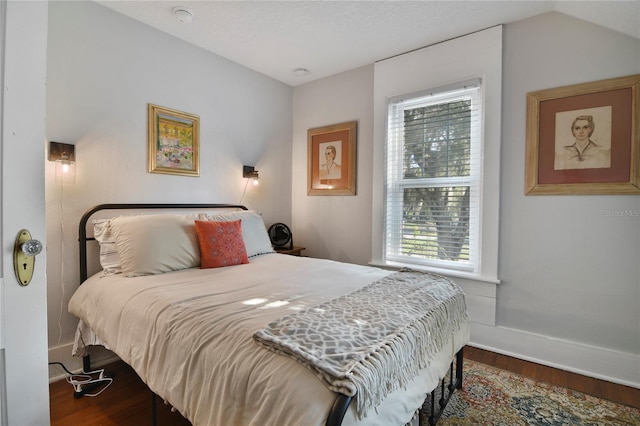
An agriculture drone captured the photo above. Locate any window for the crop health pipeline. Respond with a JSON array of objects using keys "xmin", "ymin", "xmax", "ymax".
[
  {"xmin": 385, "ymin": 80, "xmax": 482, "ymax": 274},
  {"xmin": 373, "ymin": 26, "xmax": 501, "ymax": 284}
]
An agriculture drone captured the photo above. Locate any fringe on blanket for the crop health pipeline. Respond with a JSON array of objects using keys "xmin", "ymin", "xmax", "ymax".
[{"xmin": 349, "ymin": 290, "xmax": 467, "ymax": 417}]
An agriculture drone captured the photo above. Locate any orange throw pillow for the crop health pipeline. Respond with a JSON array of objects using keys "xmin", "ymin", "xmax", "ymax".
[{"xmin": 195, "ymin": 220, "xmax": 249, "ymax": 268}]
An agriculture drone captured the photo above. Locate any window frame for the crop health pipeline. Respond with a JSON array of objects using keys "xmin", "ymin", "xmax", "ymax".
[
  {"xmin": 371, "ymin": 26, "xmax": 502, "ymax": 285},
  {"xmin": 385, "ymin": 81, "xmax": 483, "ymax": 274}
]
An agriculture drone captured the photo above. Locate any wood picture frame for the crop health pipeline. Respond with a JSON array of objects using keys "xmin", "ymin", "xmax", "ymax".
[
  {"xmin": 307, "ymin": 121, "xmax": 357, "ymax": 195},
  {"xmin": 148, "ymin": 103, "xmax": 200, "ymax": 177},
  {"xmin": 525, "ymin": 74, "xmax": 640, "ymax": 195}
]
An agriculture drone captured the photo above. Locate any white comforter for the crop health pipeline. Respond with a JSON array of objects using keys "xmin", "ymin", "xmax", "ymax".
[{"xmin": 69, "ymin": 254, "xmax": 469, "ymax": 426}]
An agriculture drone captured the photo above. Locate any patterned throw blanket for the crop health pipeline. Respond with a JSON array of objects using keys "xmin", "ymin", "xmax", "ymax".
[{"xmin": 253, "ymin": 270, "xmax": 469, "ymax": 419}]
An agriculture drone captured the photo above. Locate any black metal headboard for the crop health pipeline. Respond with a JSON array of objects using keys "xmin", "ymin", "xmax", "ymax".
[{"xmin": 78, "ymin": 203, "xmax": 248, "ymax": 282}]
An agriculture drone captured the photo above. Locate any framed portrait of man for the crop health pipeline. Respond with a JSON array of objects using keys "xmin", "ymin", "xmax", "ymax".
[{"xmin": 307, "ymin": 121, "xmax": 357, "ymax": 195}]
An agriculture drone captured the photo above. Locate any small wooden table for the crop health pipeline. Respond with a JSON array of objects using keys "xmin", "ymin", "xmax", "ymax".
[{"xmin": 275, "ymin": 246, "xmax": 305, "ymax": 256}]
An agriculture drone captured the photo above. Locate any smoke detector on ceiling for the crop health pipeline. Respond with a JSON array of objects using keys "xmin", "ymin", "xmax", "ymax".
[
  {"xmin": 172, "ymin": 7, "xmax": 194, "ymax": 24},
  {"xmin": 293, "ymin": 68, "xmax": 310, "ymax": 77}
]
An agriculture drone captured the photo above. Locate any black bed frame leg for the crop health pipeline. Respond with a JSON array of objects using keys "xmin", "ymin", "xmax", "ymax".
[
  {"xmin": 423, "ymin": 347, "xmax": 464, "ymax": 426},
  {"xmin": 82, "ymin": 354, "xmax": 91, "ymax": 372},
  {"xmin": 151, "ymin": 391, "xmax": 157, "ymax": 426},
  {"xmin": 455, "ymin": 347, "xmax": 464, "ymax": 389}
]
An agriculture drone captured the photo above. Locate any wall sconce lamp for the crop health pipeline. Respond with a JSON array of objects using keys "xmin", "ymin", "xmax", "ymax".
[
  {"xmin": 243, "ymin": 165, "xmax": 260, "ymax": 186},
  {"xmin": 49, "ymin": 141, "xmax": 75, "ymax": 170},
  {"xmin": 49, "ymin": 141, "xmax": 76, "ymax": 183}
]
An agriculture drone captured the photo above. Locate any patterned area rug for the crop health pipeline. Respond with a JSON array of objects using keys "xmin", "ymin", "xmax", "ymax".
[{"xmin": 423, "ymin": 360, "xmax": 640, "ymax": 426}]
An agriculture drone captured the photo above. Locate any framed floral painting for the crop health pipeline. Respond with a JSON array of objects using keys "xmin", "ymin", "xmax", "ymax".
[{"xmin": 148, "ymin": 104, "xmax": 200, "ymax": 177}]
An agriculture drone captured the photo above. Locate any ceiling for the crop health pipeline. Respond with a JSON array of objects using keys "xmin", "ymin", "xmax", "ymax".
[{"xmin": 96, "ymin": 1, "xmax": 640, "ymax": 87}]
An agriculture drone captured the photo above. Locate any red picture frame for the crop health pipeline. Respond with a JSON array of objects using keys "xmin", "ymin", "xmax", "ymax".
[
  {"xmin": 307, "ymin": 121, "xmax": 357, "ymax": 195},
  {"xmin": 525, "ymin": 75, "xmax": 640, "ymax": 195}
]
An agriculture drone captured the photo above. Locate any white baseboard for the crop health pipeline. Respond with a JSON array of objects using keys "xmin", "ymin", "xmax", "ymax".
[
  {"xmin": 48, "ymin": 342, "xmax": 119, "ymax": 383},
  {"xmin": 470, "ymin": 322, "xmax": 640, "ymax": 389}
]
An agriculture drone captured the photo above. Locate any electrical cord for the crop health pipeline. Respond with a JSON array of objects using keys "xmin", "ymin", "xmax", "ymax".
[
  {"xmin": 49, "ymin": 170, "xmax": 113, "ymax": 398},
  {"xmin": 49, "ymin": 169, "xmax": 116, "ymax": 398},
  {"xmin": 49, "ymin": 362, "xmax": 114, "ymax": 398},
  {"xmin": 239, "ymin": 177, "xmax": 250, "ymax": 204},
  {"xmin": 49, "ymin": 361, "xmax": 74, "ymax": 376},
  {"xmin": 57, "ymin": 183, "xmax": 66, "ymax": 362}
]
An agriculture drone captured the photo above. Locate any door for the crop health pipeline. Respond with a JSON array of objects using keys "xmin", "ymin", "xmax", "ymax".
[{"xmin": 0, "ymin": 1, "xmax": 50, "ymax": 424}]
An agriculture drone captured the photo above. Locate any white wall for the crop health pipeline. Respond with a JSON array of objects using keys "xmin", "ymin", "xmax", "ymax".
[
  {"xmin": 292, "ymin": 65, "xmax": 374, "ymax": 264},
  {"xmin": 292, "ymin": 12, "xmax": 640, "ymax": 386},
  {"xmin": 45, "ymin": 1, "xmax": 292, "ymax": 375},
  {"xmin": 491, "ymin": 11, "xmax": 640, "ymax": 383}
]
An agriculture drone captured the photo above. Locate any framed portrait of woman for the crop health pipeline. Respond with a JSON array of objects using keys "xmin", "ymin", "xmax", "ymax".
[{"xmin": 525, "ymin": 74, "xmax": 640, "ymax": 195}]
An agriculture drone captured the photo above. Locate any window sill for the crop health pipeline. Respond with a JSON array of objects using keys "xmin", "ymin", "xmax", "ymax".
[{"xmin": 368, "ymin": 260, "xmax": 500, "ymax": 285}]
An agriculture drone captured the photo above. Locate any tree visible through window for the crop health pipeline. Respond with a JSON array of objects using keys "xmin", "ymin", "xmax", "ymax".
[{"xmin": 386, "ymin": 82, "xmax": 481, "ymax": 273}]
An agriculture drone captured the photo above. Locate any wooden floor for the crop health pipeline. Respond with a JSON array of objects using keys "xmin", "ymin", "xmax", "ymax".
[
  {"xmin": 50, "ymin": 361, "xmax": 191, "ymax": 426},
  {"xmin": 464, "ymin": 346, "xmax": 640, "ymax": 409},
  {"xmin": 50, "ymin": 346, "xmax": 640, "ymax": 425}
]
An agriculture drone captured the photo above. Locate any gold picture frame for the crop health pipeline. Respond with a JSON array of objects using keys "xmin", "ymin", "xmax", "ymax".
[
  {"xmin": 148, "ymin": 103, "xmax": 200, "ymax": 177},
  {"xmin": 307, "ymin": 121, "xmax": 357, "ymax": 195},
  {"xmin": 525, "ymin": 74, "xmax": 640, "ymax": 195}
]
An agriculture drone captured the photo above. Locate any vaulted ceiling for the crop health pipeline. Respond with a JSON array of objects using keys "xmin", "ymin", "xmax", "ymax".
[{"xmin": 96, "ymin": 1, "xmax": 640, "ymax": 86}]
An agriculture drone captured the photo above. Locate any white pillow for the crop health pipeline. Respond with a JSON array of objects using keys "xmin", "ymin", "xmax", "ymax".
[
  {"xmin": 93, "ymin": 219, "xmax": 122, "ymax": 276},
  {"xmin": 111, "ymin": 213, "xmax": 200, "ymax": 277},
  {"xmin": 204, "ymin": 210, "xmax": 275, "ymax": 258}
]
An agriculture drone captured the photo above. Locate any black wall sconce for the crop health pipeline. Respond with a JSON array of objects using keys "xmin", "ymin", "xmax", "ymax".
[
  {"xmin": 49, "ymin": 141, "xmax": 75, "ymax": 165},
  {"xmin": 49, "ymin": 141, "xmax": 76, "ymax": 182},
  {"xmin": 243, "ymin": 165, "xmax": 260, "ymax": 185}
]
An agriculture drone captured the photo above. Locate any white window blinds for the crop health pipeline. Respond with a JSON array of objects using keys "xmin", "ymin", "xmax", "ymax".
[{"xmin": 385, "ymin": 79, "xmax": 482, "ymax": 273}]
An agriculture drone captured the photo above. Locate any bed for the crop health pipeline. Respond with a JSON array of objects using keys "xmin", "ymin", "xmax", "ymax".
[{"xmin": 69, "ymin": 203, "xmax": 470, "ymax": 426}]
